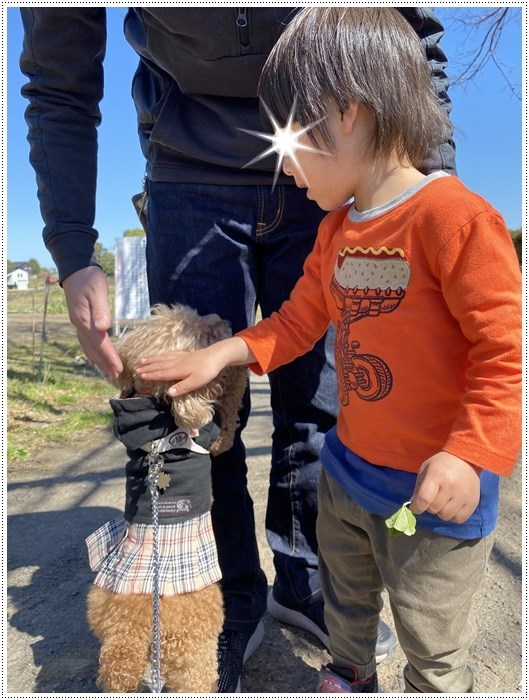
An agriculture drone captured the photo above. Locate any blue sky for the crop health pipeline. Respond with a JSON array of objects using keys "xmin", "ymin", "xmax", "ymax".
[{"xmin": 6, "ymin": 7, "xmax": 523, "ymax": 270}]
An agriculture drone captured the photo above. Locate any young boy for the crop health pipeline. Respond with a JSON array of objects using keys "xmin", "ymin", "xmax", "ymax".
[{"xmin": 138, "ymin": 8, "xmax": 522, "ymax": 693}]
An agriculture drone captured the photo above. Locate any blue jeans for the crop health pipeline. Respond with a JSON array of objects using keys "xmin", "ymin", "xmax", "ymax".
[{"xmin": 145, "ymin": 181, "xmax": 338, "ymax": 631}]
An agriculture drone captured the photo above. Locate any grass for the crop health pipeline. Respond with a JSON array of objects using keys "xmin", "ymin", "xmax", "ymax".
[
  {"xmin": 7, "ymin": 288, "xmax": 116, "ymax": 463},
  {"xmin": 7, "ymin": 340, "xmax": 115, "ymax": 463},
  {"xmin": 6, "ymin": 281, "xmax": 116, "ymax": 315},
  {"xmin": 7, "ymin": 284, "xmax": 69, "ymax": 315}
]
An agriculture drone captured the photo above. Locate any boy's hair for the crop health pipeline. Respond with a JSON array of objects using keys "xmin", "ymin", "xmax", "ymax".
[{"xmin": 258, "ymin": 7, "xmax": 451, "ymax": 167}]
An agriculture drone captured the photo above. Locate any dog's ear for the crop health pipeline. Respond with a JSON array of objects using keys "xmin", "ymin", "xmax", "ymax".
[
  {"xmin": 168, "ymin": 379, "xmax": 224, "ymax": 430},
  {"xmin": 210, "ymin": 365, "xmax": 248, "ymax": 456},
  {"xmin": 199, "ymin": 314, "xmax": 249, "ymax": 454},
  {"xmin": 202, "ymin": 314, "xmax": 233, "ymax": 345}
]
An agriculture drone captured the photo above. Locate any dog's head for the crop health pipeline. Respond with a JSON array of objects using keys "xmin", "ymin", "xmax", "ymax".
[{"xmin": 114, "ymin": 304, "xmax": 243, "ymax": 438}]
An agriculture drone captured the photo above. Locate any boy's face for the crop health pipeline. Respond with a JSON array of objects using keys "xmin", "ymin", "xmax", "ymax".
[
  {"xmin": 282, "ymin": 110, "xmax": 359, "ymax": 211},
  {"xmin": 282, "ymin": 103, "xmax": 372, "ymax": 212}
]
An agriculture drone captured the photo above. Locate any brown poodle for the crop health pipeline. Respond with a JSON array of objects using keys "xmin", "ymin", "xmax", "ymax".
[{"xmin": 86, "ymin": 304, "xmax": 247, "ymax": 692}]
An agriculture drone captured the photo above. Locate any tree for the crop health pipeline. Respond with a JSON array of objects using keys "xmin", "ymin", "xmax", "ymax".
[
  {"xmin": 95, "ymin": 242, "xmax": 115, "ymax": 277},
  {"xmin": 442, "ymin": 8, "xmax": 521, "ymax": 100},
  {"xmin": 509, "ymin": 228, "xmax": 522, "ymax": 267},
  {"xmin": 123, "ymin": 228, "xmax": 146, "ymax": 237},
  {"xmin": 27, "ymin": 258, "xmax": 43, "ymax": 276}
]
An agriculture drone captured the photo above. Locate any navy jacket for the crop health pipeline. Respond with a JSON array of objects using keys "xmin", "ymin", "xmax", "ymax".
[{"xmin": 20, "ymin": 8, "xmax": 456, "ymax": 282}]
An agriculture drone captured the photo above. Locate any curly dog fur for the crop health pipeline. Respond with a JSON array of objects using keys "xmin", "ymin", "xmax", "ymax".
[
  {"xmin": 87, "ymin": 304, "xmax": 247, "ymax": 692},
  {"xmin": 115, "ymin": 303, "xmax": 248, "ymax": 456}
]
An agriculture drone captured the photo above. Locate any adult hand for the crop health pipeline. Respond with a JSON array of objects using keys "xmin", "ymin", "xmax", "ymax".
[
  {"xmin": 410, "ymin": 451, "xmax": 482, "ymax": 524},
  {"xmin": 62, "ymin": 266, "xmax": 123, "ymax": 380}
]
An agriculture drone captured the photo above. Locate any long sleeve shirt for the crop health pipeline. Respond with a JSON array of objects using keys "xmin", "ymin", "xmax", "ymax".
[{"xmin": 239, "ymin": 174, "xmax": 522, "ymax": 478}]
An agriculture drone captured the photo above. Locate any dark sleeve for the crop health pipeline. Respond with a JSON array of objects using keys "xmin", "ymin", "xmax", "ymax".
[
  {"xmin": 397, "ymin": 7, "xmax": 457, "ymax": 175},
  {"xmin": 20, "ymin": 8, "xmax": 107, "ymax": 283}
]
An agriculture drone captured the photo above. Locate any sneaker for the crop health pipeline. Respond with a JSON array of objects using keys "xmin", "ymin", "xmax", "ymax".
[
  {"xmin": 374, "ymin": 618, "xmax": 397, "ymax": 663},
  {"xmin": 267, "ymin": 589, "xmax": 397, "ymax": 663},
  {"xmin": 316, "ymin": 664, "xmax": 379, "ymax": 693},
  {"xmin": 217, "ymin": 620, "xmax": 264, "ymax": 693}
]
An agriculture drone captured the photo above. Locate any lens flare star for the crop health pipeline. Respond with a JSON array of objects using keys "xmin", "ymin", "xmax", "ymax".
[{"xmin": 240, "ymin": 99, "xmax": 329, "ymax": 189}]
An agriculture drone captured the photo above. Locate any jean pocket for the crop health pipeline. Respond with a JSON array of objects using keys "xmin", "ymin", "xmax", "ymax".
[{"xmin": 132, "ymin": 192, "xmax": 148, "ymax": 231}]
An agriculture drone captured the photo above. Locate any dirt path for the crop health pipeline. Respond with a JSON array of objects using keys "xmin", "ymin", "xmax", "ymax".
[{"xmin": 6, "ymin": 315, "xmax": 524, "ymax": 693}]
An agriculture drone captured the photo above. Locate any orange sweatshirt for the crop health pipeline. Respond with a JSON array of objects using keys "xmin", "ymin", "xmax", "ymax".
[{"xmin": 239, "ymin": 175, "xmax": 522, "ymax": 476}]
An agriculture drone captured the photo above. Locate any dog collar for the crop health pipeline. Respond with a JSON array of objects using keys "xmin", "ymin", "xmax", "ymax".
[{"xmin": 139, "ymin": 426, "xmax": 209, "ymax": 455}]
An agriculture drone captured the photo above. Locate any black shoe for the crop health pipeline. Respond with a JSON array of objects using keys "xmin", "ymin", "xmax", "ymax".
[
  {"xmin": 267, "ymin": 589, "xmax": 397, "ymax": 663},
  {"xmin": 217, "ymin": 620, "xmax": 264, "ymax": 692}
]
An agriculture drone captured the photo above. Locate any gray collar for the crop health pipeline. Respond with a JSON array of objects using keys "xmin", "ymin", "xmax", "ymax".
[{"xmin": 347, "ymin": 171, "xmax": 449, "ymax": 223}]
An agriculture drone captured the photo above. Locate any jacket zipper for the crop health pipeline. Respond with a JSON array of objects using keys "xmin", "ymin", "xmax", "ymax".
[{"xmin": 236, "ymin": 8, "xmax": 250, "ymax": 55}]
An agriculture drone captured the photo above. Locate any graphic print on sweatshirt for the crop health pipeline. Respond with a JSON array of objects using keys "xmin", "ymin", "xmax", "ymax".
[{"xmin": 330, "ymin": 246, "xmax": 411, "ymax": 404}]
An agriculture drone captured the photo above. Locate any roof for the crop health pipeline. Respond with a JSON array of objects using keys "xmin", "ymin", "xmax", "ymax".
[{"xmin": 7, "ymin": 262, "xmax": 30, "ymax": 273}]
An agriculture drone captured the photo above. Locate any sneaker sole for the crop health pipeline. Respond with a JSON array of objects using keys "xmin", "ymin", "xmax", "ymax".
[
  {"xmin": 267, "ymin": 590, "xmax": 330, "ymax": 648},
  {"xmin": 234, "ymin": 620, "xmax": 265, "ymax": 693},
  {"xmin": 267, "ymin": 591, "xmax": 397, "ymax": 664}
]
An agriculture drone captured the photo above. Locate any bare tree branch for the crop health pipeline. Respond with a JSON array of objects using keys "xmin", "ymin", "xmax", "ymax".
[{"xmin": 443, "ymin": 7, "xmax": 521, "ymax": 100}]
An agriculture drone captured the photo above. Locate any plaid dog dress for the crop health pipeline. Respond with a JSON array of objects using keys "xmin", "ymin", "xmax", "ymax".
[{"xmin": 86, "ymin": 396, "xmax": 222, "ymax": 595}]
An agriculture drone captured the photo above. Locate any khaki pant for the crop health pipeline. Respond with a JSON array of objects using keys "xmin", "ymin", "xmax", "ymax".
[{"xmin": 317, "ymin": 471, "xmax": 494, "ymax": 693}]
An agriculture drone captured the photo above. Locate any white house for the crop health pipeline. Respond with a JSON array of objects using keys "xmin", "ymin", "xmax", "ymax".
[{"xmin": 7, "ymin": 266, "xmax": 30, "ymax": 290}]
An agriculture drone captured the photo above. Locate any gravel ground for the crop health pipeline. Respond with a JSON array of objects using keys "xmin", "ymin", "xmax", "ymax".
[{"xmin": 6, "ymin": 316, "xmax": 524, "ymax": 694}]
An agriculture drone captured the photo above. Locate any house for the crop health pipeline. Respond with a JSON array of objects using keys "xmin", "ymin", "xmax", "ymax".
[{"xmin": 7, "ymin": 263, "xmax": 30, "ymax": 290}]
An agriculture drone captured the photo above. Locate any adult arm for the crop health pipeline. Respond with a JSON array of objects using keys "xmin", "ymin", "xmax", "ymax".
[{"xmin": 20, "ymin": 8, "xmax": 122, "ymax": 378}]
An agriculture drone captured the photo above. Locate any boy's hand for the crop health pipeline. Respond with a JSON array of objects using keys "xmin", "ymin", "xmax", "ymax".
[
  {"xmin": 137, "ymin": 336, "xmax": 252, "ymax": 397},
  {"xmin": 137, "ymin": 347, "xmax": 223, "ymax": 397},
  {"xmin": 410, "ymin": 451, "xmax": 482, "ymax": 524}
]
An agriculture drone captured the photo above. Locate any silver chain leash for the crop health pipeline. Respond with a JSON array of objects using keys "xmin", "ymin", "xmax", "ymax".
[{"xmin": 146, "ymin": 447, "xmax": 164, "ymax": 693}]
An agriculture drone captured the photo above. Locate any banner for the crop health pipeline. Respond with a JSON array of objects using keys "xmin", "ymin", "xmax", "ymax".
[{"xmin": 114, "ymin": 237, "xmax": 150, "ymax": 321}]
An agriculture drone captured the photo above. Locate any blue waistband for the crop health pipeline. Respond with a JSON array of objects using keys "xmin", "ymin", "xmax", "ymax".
[{"xmin": 321, "ymin": 427, "xmax": 499, "ymax": 539}]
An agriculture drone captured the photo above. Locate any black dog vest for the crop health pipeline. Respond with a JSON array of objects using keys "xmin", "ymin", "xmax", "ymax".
[{"xmin": 110, "ymin": 396, "xmax": 220, "ymax": 525}]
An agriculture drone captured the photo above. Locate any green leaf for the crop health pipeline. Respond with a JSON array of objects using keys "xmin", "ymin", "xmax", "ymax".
[
  {"xmin": 385, "ymin": 501, "xmax": 416, "ymax": 537},
  {"xmin": 387, "ymin": 527, "xmax": 404, "ymax": 537}
]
